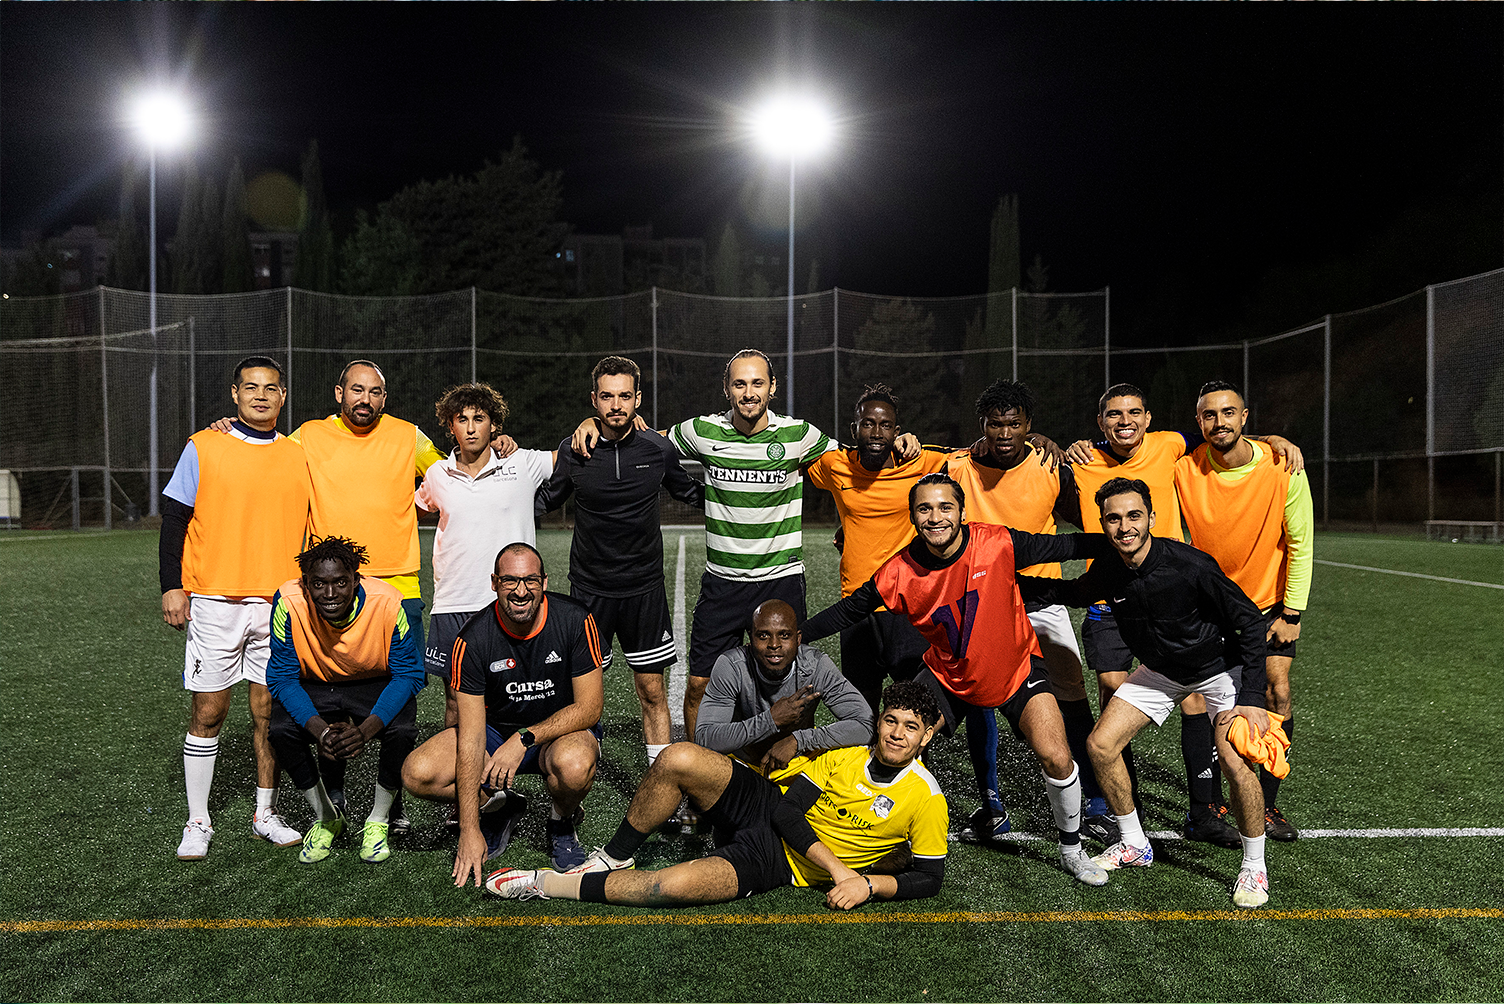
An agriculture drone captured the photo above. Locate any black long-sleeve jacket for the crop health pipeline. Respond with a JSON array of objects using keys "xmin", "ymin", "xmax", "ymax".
[
  {"xmin": 1025, "ymin": 537, "xmax": 1268, "ymax": 706},
  {"xmin": 536, "ymin": 427, "xmax": 703, "ymax": 597}
]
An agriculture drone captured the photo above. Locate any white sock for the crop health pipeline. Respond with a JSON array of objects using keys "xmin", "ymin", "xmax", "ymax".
[
  {"xmin": 646, "ymin": 743, "xmax": 669, "ymax": 766},
  {"xmin": 1241, "ymin": 833, "xmax": 1267, "ymax": 872},
  {"xmin": 302, "ymin": 781, "xmax": 338, "ymax": 822},
  {"xmin": 369, "ymin": 784, "xmax": 398, "ymax": 824},
  {"xmin": 255, "ymin": 787, "xmax": 276, "ymax": 815},
  {"xmin": 549, "ymin": 805, "xmax": 564, "ymax": 822},
  {"xmin": 183, "ymin": 733, "xmax": 219, "ymax": 822},
  {"xmin": 1116, "ymin": 809, "xmax": 1148, "ymax": 848},
  {"xmin": 1042, "ymin": 763, "xmax": 1083, "ymax": 851}
]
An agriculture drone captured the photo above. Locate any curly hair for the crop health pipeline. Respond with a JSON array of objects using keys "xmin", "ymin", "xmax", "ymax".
[
  {"xmin": 974, "ymin": 379, "xmax": 1035, "ymax": 422},
  {"xmin": 880, "ymin": 679, "xmax": 941, "ymax": 728},
  {"xmin": 854, "ymin": 383, "xmax": 899, "ymax": 418},
  {"xmin": 435, "ymin": 383, "xmax": 510, "ymax": 441},
  {"xmin": 295, "ymin": 535, "xmax": 369, "ymax": 576}
]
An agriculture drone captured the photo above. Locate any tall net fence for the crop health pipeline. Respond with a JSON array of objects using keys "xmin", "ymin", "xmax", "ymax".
[{"xmin": 2, "ymin": 273, "xmax": 1501, "ymax": 530}]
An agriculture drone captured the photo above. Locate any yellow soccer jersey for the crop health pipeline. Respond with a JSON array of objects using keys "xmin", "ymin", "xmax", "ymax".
[{"xmin": 783, "ymin": 746, "xmax": 948, "ymax": 887}]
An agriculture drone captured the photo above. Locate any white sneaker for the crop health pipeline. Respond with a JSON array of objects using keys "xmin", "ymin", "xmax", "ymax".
[
  {"xmin": 484, "ymin": 867, "xmax": 549, "ymax": 899},
  {"xmin": 252, "ymin": 809, "xmax": 302, "ymax": 848},
  {"xmin": 564, "ymin": 847, "xmax": 635, "ymax": 875},
  {"xmin": 177, "ymin": 817, "xmax": 214, "ymax": 860},
  {"xmin": 1091, "ymin": 839, "xmax": 1154, "ymax": 871},
  {"xmin": 1232, "ymin": 866, "xmax": 1270, "ymax": 908},
  {"xmin": 1061, "ymin": 848, "xmax": 1109, "ymax": 886}
]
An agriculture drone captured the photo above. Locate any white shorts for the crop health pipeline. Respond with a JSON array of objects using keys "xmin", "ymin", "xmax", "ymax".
[
  {"xmin": 1027, "ymin": 603, "xmax": 1083, "ymax": 679},
  {"xmin": 182, "ymin": 595, "xmax": 272, "ymax": 693},
  {"xmin": 1114, "ymin": 664, "xmax": 1238, "ymax": 726}
]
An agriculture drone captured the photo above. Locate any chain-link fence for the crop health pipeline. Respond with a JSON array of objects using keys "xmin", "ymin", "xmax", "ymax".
[{"xmin": 2, "ymin": 273, "xmax": 1501, "ymax": 532}]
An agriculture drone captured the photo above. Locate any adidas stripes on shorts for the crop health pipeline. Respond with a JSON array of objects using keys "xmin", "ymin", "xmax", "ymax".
[{"xmin": 571, "ymin": 583, "xmax": 676, "ymax": 674}]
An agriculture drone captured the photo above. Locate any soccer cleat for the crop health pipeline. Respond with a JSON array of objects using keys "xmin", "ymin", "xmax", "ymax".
[
  {"xmin": 480, "ymin": 789, "xmax": 529, "ymax": 861},
  {"xmin": 251, "ymin": 809, "xmax": 302, "ymax": 848},
  {"xmin": 1232, "ymin": 866, "xmax": 1270, "ymax": 908},
  {"xmin": 388, "ymin": 792, "xmax": 411, "ymax": 838},
  {"xmin": 484, "ymin": 867, "xmax": 549, "ymax": 899},
  {"xmin": 956, "ymin": 806, "xmax": 1012, "ymax": 843},
  {"xmin": 1081, "ymin": 806, "xmax": 1121, "ymax": 846},
  {"xmin": 443, "ymin": 804, "xmax": 462, "ymax": 836},
  {"xmin": 564, "ymin": 847, "xmax": 635, "ymax": 875},
  {"xmin": 1091, "ymin": 840, "xmax": 1154, "ymax": 871},
  {"xmin": 329, "ymin": 789, "xmax": 348, "ymax": 820},
  {"xmin": 1265, "ymin": 805, "xmax": 1299, "ymax": 842},
  {"xmin": 663, "ymin": 797, "xmax": 699, "ymax": 834},
  {"xmin": 1185, "ymin": 803, "xmax": 1241, "ymax": 849},
  {"xmin": 547, "ymin": 809, "xmax": 588, "ymax": 871},
  {"xmin": 176, "ymin": 817, "xmax": 214, "ymax": 860},
  {"xmin": 360, "ymin": 820, "xmax": 391, "ymax": 863},
  {"xmin": 1061, "ymin": 848, "xmax": 1110, "ymax": 886},
  {"xmin": 298, "ymin": 816, "xmax": 345, "ymax": 864}
]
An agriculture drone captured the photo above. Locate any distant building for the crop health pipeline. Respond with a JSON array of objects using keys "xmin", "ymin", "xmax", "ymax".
[
  {"xmin": 0, "ymin": 225, "xmax": 115, "ymax": 294},
  {"xmin": 249, "ymin": 231, "xmax": 299, "ymax": 289},
  {"xmin": 562, "ymin": 225, "xmax": 706, "ymax": 297}
]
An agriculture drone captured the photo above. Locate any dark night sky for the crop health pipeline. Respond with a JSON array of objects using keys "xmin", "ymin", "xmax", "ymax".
[{"xmin": 3, "ymin": 5, "xmax": 1500, "ymax": 340}]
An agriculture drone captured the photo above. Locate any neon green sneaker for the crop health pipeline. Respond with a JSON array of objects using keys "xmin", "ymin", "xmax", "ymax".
[
  {"xmin": 298, "ymin": 816, "xmax": 344, "ymax": 864},
  {"xmin": 360, "ymin": 820, "xmax": 391, "ymax": 863}
]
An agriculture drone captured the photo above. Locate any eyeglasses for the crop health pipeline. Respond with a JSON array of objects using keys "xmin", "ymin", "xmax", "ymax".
[{"xmin": 495, "ymin": 575, "xmax": 544, "ymax": 591}]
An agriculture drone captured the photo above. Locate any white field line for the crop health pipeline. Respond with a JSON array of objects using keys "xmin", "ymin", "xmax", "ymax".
[
  {"xmin": 668, "ymin": 533, "xmax": 688, "ymax": 729},
  {"xmin": 1316, "ymin": 559, "xmax": 1503, "ymax": 590},
  {"xmin": 951, "ymin": 827, "xmax": 1504, "ymax": 844}
]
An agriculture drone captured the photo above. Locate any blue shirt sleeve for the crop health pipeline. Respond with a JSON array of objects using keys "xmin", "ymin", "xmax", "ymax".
[
  {"xmin": 265, "ymin": 590, "xmax": 321, "ymax": 728},
  {"xmin": 163, "ymin": 441, "xmax": 200, "ymax": 507},
  {"xmin": 370, "ymin": 608, "xmax": 426, "ymax": 725}
]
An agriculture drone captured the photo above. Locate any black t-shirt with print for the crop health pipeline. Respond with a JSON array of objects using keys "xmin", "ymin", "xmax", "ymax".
[{"xmin": 453, "ymin": 593, "xmax": 603, "ymax": 729}]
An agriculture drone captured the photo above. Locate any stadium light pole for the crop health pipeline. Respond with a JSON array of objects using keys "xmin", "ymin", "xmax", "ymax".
[
  {"xmin": 130, "ymin": 90, "xmax": 191, "ymax": 517},
  {"xmin": 752, "ymin": 96, "xmax": 832, "ymax": 417}
]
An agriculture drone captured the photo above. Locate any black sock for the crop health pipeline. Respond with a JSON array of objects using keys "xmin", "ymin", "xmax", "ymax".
[
  {"xmin": 1058, "ymin": 828, "xmax": 1081, "ymax": 847},
  {"xmin": 1261, "ymin": 716, "xmax": 1293, "ymax": 806},
  {"xmin": 1058, "ymin": 699, "xmax": 1101, "ymax": 799},
  {"xmin": 1121, "ymin": 744, "xmax": 1142, "ymax": 811},
  {"xmin": 1182, "ymin": 713, "xmax": 1221, "ymax": 807},
  {"xmin": 603, "ymin": 820, "xmax": 651, "ymax": 862},
  {"xmin": 579, "ymin": 872, "xmax": 610, "ymax": 903}
]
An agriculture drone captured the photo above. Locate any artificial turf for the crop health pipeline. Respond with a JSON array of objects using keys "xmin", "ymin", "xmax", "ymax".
[{"xmin": 0, "ymin": 527, "xmax": 1500, "ymax": 1002}]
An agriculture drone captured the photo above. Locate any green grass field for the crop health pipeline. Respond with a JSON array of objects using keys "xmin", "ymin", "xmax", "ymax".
[{"xmin": 1, "ymin": 527, "xmax": 1501, "ymax": 1002}]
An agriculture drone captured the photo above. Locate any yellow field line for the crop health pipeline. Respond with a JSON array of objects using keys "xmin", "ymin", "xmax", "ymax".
[{"xmin": 5, "ymin": 906, "xmax": 1500, "ymax": 935}]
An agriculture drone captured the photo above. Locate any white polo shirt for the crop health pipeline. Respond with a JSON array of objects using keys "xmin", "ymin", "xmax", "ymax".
[{"xmin": 415, "ymin": 447, "xmax": 553, "ymax": 614}]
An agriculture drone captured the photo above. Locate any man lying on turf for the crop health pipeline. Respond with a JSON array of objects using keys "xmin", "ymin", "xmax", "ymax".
[{"xmin": 483, "ymin": 680, "xmax": 947, "ymax": 907}]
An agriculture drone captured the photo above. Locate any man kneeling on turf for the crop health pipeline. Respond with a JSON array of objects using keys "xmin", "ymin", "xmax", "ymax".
[
  {"xmin": 482, "ymin": 680, "xmax": 947, "ymax": 907},
  {"xmin": 266, "ymin": 536, "xmax": 425, "ymax": 864}
]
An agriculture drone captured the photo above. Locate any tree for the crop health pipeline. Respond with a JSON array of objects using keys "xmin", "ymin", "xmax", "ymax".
[
  {"xmin": 222, "ymin": 159, "xmax": 253, "ymax": 293},
  {"xmin": 340, "ymin": 210, "xmax": 423, "ymax": 296},
  {"xmin": 961, "ymin": 194, "xmax": 1022, "ymax": 410},
  {"xmin": 844, "ymin": 298, "xmax": 958, "ymax": 444},
  {"xmin": 340, "ymin": 136, "xmax": 567, "ymax": 296},
  {"xmin": 294, "ymin": 140, "xmax": 335, "ymax": 292},
  {"xmin": 197, "ymin": 173, "xmax": 222, "ymax": 294},
  {"xmin": 107, "ymin": 165, "xmax": 148, "ymax": 291},
  {"xmin": 170, "ymin": 164, "xmax": 204, "ymax": 294},
  {"xmin": 713, "ymin": 222, "xmax": 742, "ymax": 297}
]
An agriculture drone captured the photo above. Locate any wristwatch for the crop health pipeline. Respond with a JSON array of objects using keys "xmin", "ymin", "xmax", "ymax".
[
  {"xmin": 1280, "ymin": 611, "xmax": 1302, "ymax": 625},
  {"xmin": 516, "ymin": 728, "xmax": 536, "ymax": 748}
]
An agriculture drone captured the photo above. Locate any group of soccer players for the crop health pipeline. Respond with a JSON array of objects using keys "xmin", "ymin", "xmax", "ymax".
[{"xmin": 161, "ymin": 344, "xmax": 1311, "ymax": 911}]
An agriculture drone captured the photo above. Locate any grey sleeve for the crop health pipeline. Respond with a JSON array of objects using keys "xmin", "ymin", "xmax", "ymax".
[
  {"xmin": 693, "ymin": 655, "xmax": 777, "ymax": 753},
  {"xmin": 793, "ymin": 651, "xmax": 874, "ymax": 754}
]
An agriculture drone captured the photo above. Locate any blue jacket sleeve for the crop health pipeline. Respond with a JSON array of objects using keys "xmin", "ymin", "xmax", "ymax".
[
  {"xmin": 370, "ymin": 612, "xmax": 427, "ymax": 725},
  {"xmin": 265, "ymin": 591, "xmax": 321, "ymax": 728}
]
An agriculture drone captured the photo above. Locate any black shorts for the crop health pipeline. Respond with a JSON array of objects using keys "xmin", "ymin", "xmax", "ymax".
[
  {"xmin": 424, "ymin": 610, "xmax": 480, "ymax": 680},
  {"xmin": 573, "ymin": 584, "xmax": 676, "ymax": 673},
  {"xmin": 702, "ymin": 760, "xmax": 795, "ymax": 898},
  {"xmin": 916, "ymin": 657, "xmax": 1052, "ymax": 742},
  {"xmin": 1262, "ymin": 606, "xmax": 1299, "ymax": 658},
  {"xmin": 1082, "ymin": 605, "xmax": 1136, "ymax": 679},
  {"xmin": 688, "ymin": 572, "xmax": 807, "ymax": 679},
  {"xmin": 839, "ymin": 610, "xmax": 930, "ymax": 695}
]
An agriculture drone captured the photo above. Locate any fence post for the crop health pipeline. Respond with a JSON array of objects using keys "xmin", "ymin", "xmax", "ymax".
[
  {"xmin": 1372, "ymin": 459, "xmax": 1379, "ymax": 532},
  {"xmin": 831, "ymin": 287, "xmax": 840, "ymax": 436},
  {"xmin": 471, "ymin": 287, "xmax": 478, "ymax": 383},
  {"xmin": 188, "ymin": 316, "xmax": 196, "ymax": 435},
  {"xmin": 651, "ymin": 286, "xmax": 659, "ymax": 430},
  {"xmin": 71, "ymin": 467, "xmax": 80, "ymax": 531},
  {"xmin": 1426, "ymin": 284, "xmax": 1435, "ymax": 522},
  {"xmin": 1495, "ymin": 451, "xmax": 1501, "ymax": 526},
  {"xmin": 1011, "ymin": 287, "xmax": 1019, "ymax": 381},
  {"xmin": 1322, "ymin": 314, "xmax": 1331, "ymax": 525},
  {"xmin": 99, "ymin": 287, "xmax": 111, "ymax": 531},
  {"xmin": 1103, "ymin": 285, "xmax": 1112, "ymax": 389},
  {"xmin": 286, "ymin": 287, "xmax": 295, "ymax": 433},
  {"xmin": 1242, "ymin": 339, "xmax": 1250, "ymax": 409}
]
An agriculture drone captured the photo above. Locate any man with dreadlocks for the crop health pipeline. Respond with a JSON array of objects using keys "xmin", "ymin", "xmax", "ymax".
[{"xmin": 265, "ymin": 536, "xmax": 426, "ymax": 865}]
